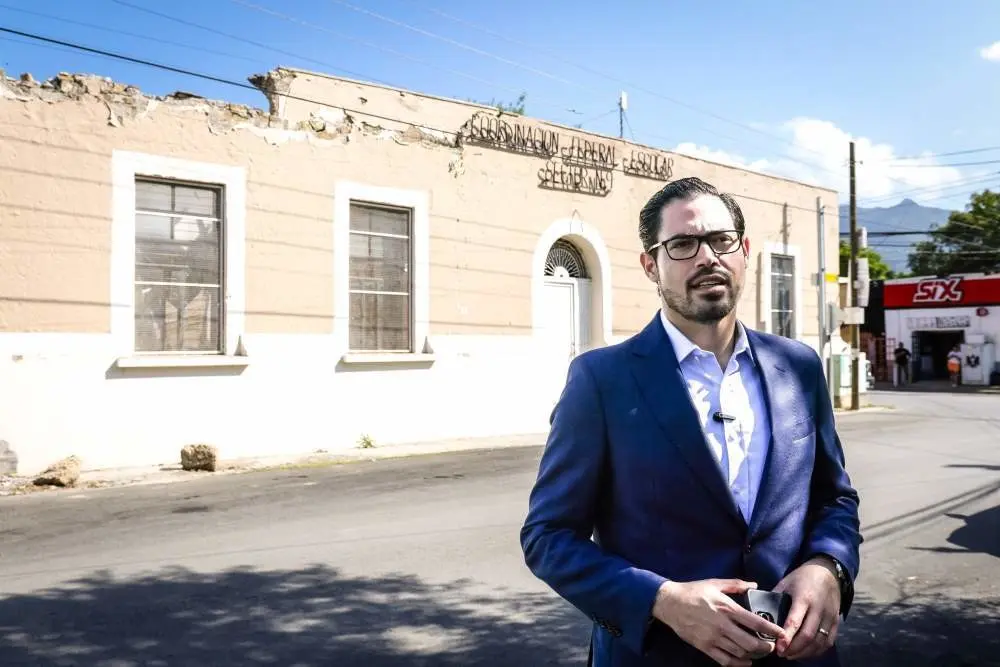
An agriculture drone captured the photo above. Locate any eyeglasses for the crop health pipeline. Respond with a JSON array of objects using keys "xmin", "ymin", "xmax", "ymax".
[{"xmin": 647, "ymin": 230, "xmax": 744, "ymax": 261}]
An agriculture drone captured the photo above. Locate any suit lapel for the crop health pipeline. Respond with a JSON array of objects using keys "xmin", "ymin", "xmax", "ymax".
[
  {"xmin": 745, "ymin": 330, "xmax": 790, "ymax": 535},
  {"xmin": 627, "ymin": 315, "xmax": 746, "ymax": 528}
]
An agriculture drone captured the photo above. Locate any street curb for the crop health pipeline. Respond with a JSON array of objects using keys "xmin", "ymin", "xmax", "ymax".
[
  {"xmin": 0, "ymin": 434, "xmax": 548, "ymax": 497},
  {"xmin": 834, "ymin": 406, "xmax": 893, "ymax": 415},
  {"xmin": 0, "ymin": 408, "xmax": 895, "ymax": 498}
]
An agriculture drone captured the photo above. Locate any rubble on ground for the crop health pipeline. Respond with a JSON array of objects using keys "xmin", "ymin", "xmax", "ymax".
[
  {"xmin": 32, "ymin": 455, "xmax": 81, "ymax": 487},
  {"xmin": 181, "ymin": 444, "xmax": 218, "ymax": 472}
]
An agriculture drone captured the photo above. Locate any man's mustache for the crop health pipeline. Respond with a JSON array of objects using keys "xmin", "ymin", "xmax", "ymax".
[{"xmin": 686, "ymin": 269, "xmax": 732, "ymax": 289}]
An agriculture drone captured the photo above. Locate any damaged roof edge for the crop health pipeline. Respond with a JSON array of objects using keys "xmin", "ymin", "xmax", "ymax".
[
  {"xmin": 274, "ymin": 65, "xmax": 840, "ymax": 196},
  {"xmin": 1, "ymin": 66, "xmax": 837, "ymax": 196},
  {"xmin": 0, "ymin": 67, "xmax": 273, "ymax": 118}
]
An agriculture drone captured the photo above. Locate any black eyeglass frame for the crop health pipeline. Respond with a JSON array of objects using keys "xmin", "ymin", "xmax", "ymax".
[{"xmin": 646, "ymin": 229, "xmax": 745, "ymax": 261}]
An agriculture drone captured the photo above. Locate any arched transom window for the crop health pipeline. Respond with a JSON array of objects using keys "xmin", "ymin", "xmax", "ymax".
[{"xmin": 544, "ymin": 238, "xmax": 589, "ymax": 279}]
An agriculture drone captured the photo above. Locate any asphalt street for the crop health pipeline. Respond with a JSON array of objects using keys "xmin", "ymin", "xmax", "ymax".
[{"xmin": 1, "ymin": 390, "xmax": 998, "ymax": 666}]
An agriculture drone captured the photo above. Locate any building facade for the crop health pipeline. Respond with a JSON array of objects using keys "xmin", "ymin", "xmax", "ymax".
[
  {"xmin": 883, "ymin": 274, "xmax": 1000, "ymax": 384},
  {"xmin": 0, "ymin": 68, "xmax": 839, "ymax": 475}
]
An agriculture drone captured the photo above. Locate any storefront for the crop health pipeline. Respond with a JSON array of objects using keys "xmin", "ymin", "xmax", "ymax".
[{"xmin": 883, "ymin": 274, "xmax": 1000, "ymax": 385}]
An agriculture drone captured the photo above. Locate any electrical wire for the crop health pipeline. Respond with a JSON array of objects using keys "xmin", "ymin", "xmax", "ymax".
[
  {"xmin": 1, "ymin": 23, "xmax": 994, "ymax": 250},
  {"xmin": 0, "ymin": 24, "xmax": 831, "ymax": 217},
  {"xmin": 402, "ymin": 3, "xmax": 993, "ymax": 201}
]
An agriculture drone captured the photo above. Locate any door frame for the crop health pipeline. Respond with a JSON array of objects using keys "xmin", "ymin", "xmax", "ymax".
[{"xmin": 542, "ymin": 276, "xmax": 592, "ymax": 359}]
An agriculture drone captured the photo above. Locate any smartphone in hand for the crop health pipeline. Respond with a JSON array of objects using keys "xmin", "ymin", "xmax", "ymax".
[{"xmin": 728, "ymin": 589, "xmax": 792, "ymax": 641}]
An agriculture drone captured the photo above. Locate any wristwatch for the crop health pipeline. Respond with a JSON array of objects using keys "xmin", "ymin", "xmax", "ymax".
[{"xmin": 814, "ymin": 554, "xmax": 851, "ymax": 600}]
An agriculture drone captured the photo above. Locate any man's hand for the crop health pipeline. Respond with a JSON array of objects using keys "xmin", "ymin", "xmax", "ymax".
[
  {"xmin": 653, "ymin": 579, "xmax": 787, "ymax": 667},
  {"xmin": 773, "ymin": 558, "xmax": 842, "ymax": 660}
]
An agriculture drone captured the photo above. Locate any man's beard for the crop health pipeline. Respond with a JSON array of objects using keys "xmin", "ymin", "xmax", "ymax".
[{"xmin": 661, "ymin": 269, "xmax": 742, "ymax": 324}]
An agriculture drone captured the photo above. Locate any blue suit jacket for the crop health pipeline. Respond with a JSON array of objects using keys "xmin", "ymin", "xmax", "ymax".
[{"xmin": 520, "ymin": 314, "xmax": 862, "ymax": 666}]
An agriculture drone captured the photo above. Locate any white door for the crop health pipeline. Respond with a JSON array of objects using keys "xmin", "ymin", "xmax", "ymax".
[
  {"xmin": 542, "ymin": 280, "xmax": 576, "ymax": 360},
  {"xmin": 542, "ymin": 278, "xmax": 592, "ymax": 360}
]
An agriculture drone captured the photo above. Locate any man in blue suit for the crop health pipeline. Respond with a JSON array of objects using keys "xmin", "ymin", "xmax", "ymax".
[{"xmin": 521, "ymin": 177, "xmax": 862, "ymax": 666}]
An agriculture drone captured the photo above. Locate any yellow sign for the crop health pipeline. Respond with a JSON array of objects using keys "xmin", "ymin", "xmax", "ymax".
[{"xmin": 825, "ymin": 273, "xmax": 840, "ymax": 283}]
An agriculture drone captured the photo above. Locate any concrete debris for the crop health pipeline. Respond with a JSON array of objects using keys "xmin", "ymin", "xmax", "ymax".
[
  {"xmin": 181, "ymin": 444, "xmax": 218, "ymax": 472},
  {"xmin": 1, "ymin": 68, "xmax": 458, "ymax": 150},
  {"xmin": 33, "ymin": 455, "xmax": 81, "ymax": 487},
  {"xmin": 0, "ymin": 71, "xmax": 269, "ymax": 132},
  {"xmin": 247, "ymin": 68, "xmax": 296, "ymax": 116}
]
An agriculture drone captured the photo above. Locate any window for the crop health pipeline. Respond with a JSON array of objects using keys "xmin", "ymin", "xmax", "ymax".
[
  {"xmin": 112, "ymin": 151, "xmax": 245, "ymax": 363},
  {"xmin": 348, "ymin": 202, "xmax": 412, "ymax": 351},
  {"xmin": 133, "ymin": 180, "xmax": 225, "ymax": 353},
  {"xmin": 770, "ymin": 253, "xmax": 796, "ymax": 339}
]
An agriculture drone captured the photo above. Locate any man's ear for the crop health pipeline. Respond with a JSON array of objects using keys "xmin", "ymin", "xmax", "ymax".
[{"xmin": 639, "ymin": 251, "xmax": 659, "ymax": 284}]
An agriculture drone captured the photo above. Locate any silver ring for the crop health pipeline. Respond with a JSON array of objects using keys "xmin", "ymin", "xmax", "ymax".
[{"xmin": 818, "ymin": 628, "xmax": 830, "ymax": 637}]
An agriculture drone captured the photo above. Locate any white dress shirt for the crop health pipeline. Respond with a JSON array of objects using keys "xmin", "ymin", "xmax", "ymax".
[{"xmin": 659, "ymin": 311, "xmax": 772, "ymax": 521}]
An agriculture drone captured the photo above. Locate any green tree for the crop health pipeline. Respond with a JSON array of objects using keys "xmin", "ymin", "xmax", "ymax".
[
  {"xmin": 839, "ymin": 241, "xmax": 895, "ymax": 279},
  {"xmin": 907, "ymin": 189, "xmax": 1000, "ymax": 275}
]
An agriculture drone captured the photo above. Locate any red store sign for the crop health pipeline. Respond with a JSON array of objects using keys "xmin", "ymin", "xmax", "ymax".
[{"xmin": 884, "ymin": 276, "xmax": 1000, "ymax": 309}]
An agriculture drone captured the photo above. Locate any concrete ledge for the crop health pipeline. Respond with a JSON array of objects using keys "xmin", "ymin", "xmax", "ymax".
[{"xmin": 115, "ymin": 355, "xmax": 251, "ymax": 369}]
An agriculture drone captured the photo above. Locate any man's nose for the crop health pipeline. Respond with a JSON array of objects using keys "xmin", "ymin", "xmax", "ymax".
[{"xmin": 692, "ymin": 239, "xmax": 721, "ymax": 268}]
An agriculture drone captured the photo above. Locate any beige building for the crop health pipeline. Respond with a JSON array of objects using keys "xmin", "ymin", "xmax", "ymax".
[{"xmin": 0, "ymin": 67, "xmax": 840, "ymax": 476}]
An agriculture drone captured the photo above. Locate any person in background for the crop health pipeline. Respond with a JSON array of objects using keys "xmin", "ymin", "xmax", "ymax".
[
  {"xmin": 947, "ymin": 345, "xmax": 962, "ymax": 387},
  {"xmin": 893, "ymin": 342, "xmax": 911, "ymax": 386}
]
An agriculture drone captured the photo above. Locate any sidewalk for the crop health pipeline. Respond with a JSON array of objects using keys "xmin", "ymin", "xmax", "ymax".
[
  {"xmin": 873, "ymin": 380, "xmax": 1000, "ymax": 395},
  {"xmin": 1, "ymin": 406, "xmax": 888, "ymax": 497},
  {"xmin": 0, "ymin": 433, "xmax": 547, "ymax": 497}
]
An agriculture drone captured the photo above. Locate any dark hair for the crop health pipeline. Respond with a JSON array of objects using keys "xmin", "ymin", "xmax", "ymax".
[{"xmin": 638, "ymin": 176, "xmax": 746, "ymax": 252}]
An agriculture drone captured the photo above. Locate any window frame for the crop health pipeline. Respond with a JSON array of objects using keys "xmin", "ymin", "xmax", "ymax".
[
  {"xmin": 133, "ymin": 177, "xmax": 227, "ymax": 355},
  {"xmin": 759, "ymin": 241, "xmax": 803, "ymax": 341},
  {"xmin": 111, "ymin": 150, "xmax": 246, "ymax": 367},
  {"xmin": 347, "ymin": 201, "xmax": 414, "ymax": 352},
  {"xmin": 334, "ymin": 181, "xmax": 430, "ymax": 363},
  {"xmin": 769, "ymin": 253, "xmax": 796, "ymax": 339}
]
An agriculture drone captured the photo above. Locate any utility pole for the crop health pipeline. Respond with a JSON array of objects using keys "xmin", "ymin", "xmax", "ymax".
[
  {"xmin": 817, "ymin": 197, "xmax": 833, "ymax": 400},
  {"xmin": 618, "ymin": 91, "xmax": 627, "ymax": 139},
  {"xmin": 849, "ymin": 141, "xmax": 860, "ymax": 411}
]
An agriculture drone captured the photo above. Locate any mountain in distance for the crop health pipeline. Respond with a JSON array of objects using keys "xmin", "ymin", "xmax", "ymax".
[{"xmin": 838, "ymin": 198, "xmax": 953, "ymax": 274}]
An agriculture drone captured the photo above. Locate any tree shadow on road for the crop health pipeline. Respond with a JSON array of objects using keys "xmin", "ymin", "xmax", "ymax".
[
  {"xmin": 839, "ymin": 591, "xmax": 1000, "ymax": 667},
  {"xmin": 0, "ymin": 565, "xmax": 589, "ymax": 666},
  {"xmin": 2, "ymin": 566, "xmax": 999, "ymax": 666}
]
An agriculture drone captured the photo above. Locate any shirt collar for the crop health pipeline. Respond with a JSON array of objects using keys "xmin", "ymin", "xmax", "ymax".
[{"xmin": 658, "ymin": 309, "xmax": 756, "ymax": 367}]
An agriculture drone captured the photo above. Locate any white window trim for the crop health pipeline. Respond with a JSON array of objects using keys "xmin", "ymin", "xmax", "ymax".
[
  {"xmin": 333, "ymin": 181, "xmax": 431, "ymax": 364},
  {"xmin": 110, "ymin": 150, "xmax": 247, "ymax": 367},
  {"xmin": 759, "ymin": 241, "xmax": 803, "ymax": 340}
]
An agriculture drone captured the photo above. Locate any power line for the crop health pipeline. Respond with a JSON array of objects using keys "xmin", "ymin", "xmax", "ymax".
[
  {"xmin": 328, "ymin": 0, "xmax": 578, "ymax": 87},
  {"xmin": 888, "ymin": 145, "xmax": 1000, "ymax": 161},
  {"xmin": 106, "ymin": 0, "xmax": 385, "ymax": 85},
  {"xmin": 95, "ymin": 0, "xmax": 988, "ymax": 209},
  {"xmin": 0, "ymin": 3, "xmax": 265, "ymax": 66},
  {"xmin": 889, "ymin": 159, "xmax": 1000, "ymax": 169},
  {"xmin": 3, "ymin": 21, "xmax": 993, "ymax": 248},
  {"xmin": 0, "ymin": 24, "xmax": 826, "ymax": 218},
  {"xmin": 859, "ymin": 171, "xmax": 999, "ymax": 206},
  {"xmin": 410, "ymin": 2, "xmax": 836, "ymax": 163},
  {"xmin": 333, "ymin": 0, "xmax": 892, "ymax": 187},
  {"xmin": 225, "ymin": 0, "xmax": 525, "ymax": 99}
]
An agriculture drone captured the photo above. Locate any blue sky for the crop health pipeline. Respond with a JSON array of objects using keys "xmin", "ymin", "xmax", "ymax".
[{"xmin": 2, "ymin": 0, "xmax": 999, "ymax": 210}]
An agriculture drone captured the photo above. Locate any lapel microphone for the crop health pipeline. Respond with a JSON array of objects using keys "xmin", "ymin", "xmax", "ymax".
[{"xmin": 712, "ymin": 411, "xmax": 735, "ymax": 423}]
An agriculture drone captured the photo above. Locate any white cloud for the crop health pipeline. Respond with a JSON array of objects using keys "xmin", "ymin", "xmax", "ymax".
[
  {"xmin": 672, "ymin": 117, "xmax": 966, "ymax": 205},
  {"xmin": 980, "ymin": 41, "xmax": 1000, "ymax": 61}
]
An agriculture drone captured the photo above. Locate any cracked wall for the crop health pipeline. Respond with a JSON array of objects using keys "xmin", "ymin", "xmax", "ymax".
[
  {"xmin": 0, "ymin": 69, "xmax": 473, "ymax": 336},
  {"xmin": 0, "ymin": 67, "xmax": 837, "ymax": 339}
]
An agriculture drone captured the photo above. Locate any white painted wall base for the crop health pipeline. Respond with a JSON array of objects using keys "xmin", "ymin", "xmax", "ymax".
[{"xmin": 0, "ymin": 333, "xmax": 572, "ymax": 476}]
